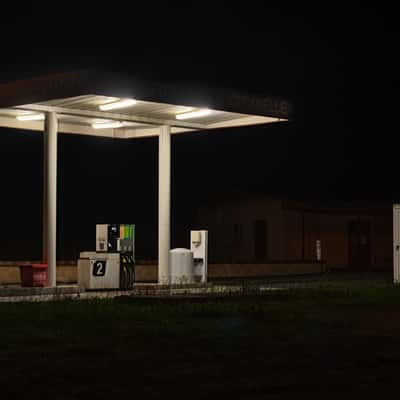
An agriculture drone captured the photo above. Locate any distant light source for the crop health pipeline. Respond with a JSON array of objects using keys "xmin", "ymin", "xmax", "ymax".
[
  {"xmin": 92, "ymin": 121, "xmax": 124, "ymax": 129},
  {"xmin": 176, "ymin": 109, "xmax": 212, "ymax": 120},
  {"xmin": 99, "ymin": 99, "xmax": 137, "ymax": 111},
  {"xmin": 16, "ymin": 113, "xmax": 45, "ymax": 121}
]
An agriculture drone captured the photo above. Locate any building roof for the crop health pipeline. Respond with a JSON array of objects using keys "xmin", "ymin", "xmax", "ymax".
[{"xmin": 197, "ymin": 191, "xmax": 392, "ymax": 216}]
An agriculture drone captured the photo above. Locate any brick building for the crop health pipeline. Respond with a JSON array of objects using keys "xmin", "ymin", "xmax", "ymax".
[{"xmin": 195, "ymin": 193, "xmax": 392, "ymax": 270}]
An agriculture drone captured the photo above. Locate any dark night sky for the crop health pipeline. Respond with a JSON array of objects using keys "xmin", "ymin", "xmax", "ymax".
[{"xmin": 0, "ymin": 2, "xmax": 399, "ymax": 259}]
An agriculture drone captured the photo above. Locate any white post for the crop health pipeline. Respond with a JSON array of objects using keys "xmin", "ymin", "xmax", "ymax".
[
  {"xmin": 158, "ymin": 125, "xmax": 171, "ymax": 284},
  {"xmin": 394, "ymin": 204, "xmax": 400, "ymax": 283},
  {"xmin": 43, "ymin": 112, "xmax": 58, "ymax": 287}
]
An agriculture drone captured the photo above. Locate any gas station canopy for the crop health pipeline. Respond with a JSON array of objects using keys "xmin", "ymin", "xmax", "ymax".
[{"xmin": 0, "ymin": 70, "xmax": 291, "ymax": 139}]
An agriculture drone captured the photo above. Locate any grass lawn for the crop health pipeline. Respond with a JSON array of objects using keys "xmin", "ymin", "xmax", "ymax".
[{"xmin": 1, "ymin": 273, "xmax": 400, "ymax": 399}]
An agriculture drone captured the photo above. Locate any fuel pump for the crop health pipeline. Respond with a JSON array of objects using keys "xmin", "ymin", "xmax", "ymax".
[{"xmin": 78, "ymin": 224, "xmax": 135, "ymax": 290}]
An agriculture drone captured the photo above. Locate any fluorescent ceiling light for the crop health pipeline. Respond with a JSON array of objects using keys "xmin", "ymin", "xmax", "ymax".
[
  {"xmin": 92, "ymin": 121, "xmax": 124, "ymax": 129},
  {"xmin": 16, "ymin": 113, "xmax": 45, "ymax": 121},
  {"xmin": 99, "ymin": 99, "xmax": 137, "ymax": 111},
  {"xmin": 176, "ymin": 109, "xmax": 212, "ymax": 120}
]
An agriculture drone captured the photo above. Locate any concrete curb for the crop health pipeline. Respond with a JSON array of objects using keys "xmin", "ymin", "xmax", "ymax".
[{"xmin": 0, "ymin": 284, "xmax": 287, "ymax": 303}]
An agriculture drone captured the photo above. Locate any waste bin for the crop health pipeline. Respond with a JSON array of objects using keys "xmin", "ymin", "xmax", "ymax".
[
  {"xmin": 169, "ymin": 248, "xmax": 194, "ymax": 284},
  {"xmin": 19, "ymin": 264, "xmax": 48, "ymax": 287}
]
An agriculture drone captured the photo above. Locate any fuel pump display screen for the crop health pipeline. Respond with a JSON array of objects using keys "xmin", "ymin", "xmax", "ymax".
[
  {"xmin": 108, "ymin": 224, "xmax": 120, "ymax": 252},
  {"xmin": 92, "ymin": 260, "xmax": 107, "ymax": 277}
]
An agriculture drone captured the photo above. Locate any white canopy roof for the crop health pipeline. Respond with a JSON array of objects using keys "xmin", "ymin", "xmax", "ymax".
[{"xmin": 0, "ymin": 70, "xmax": 291, "ymax": 138}]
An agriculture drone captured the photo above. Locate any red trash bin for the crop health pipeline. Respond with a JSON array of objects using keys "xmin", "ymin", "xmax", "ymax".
[{"xmin": 19, "ymin": 264, "xmax": 48, "ymax": 287}]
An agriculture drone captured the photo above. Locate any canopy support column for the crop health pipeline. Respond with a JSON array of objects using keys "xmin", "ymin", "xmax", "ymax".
[
  {"xmin": 43, "ymin": 112, "xmax": 58, "ymax": 287},
  {"xmin": 158, "ymin": 125, "xmax": 171, "ymax": 284}
]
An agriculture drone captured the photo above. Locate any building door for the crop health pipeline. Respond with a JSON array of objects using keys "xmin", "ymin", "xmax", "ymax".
[
  {"xmin": 348, "ymin": 220, "xmax": 371, "ymax": 270},
  {"xmin": 254, "ymin": 220, "xmax": 267, "ymax": 262}
]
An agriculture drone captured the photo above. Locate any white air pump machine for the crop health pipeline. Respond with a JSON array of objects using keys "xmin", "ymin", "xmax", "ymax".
[{"xmin": 190, "ymin": 230, "xmax": 208, "ymax": 283}]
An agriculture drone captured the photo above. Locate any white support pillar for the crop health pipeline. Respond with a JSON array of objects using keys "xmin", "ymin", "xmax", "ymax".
[
  {"xmin": 42, "ymin": 122, "xmax": 48, "ymax": 264},
  {"xmin": 158, "ymin": 125, "xmax": 171, "ymax": 284},
  {"xmin": 43, "ymin": 112, "xmax": 58, "ymax": 287}
]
